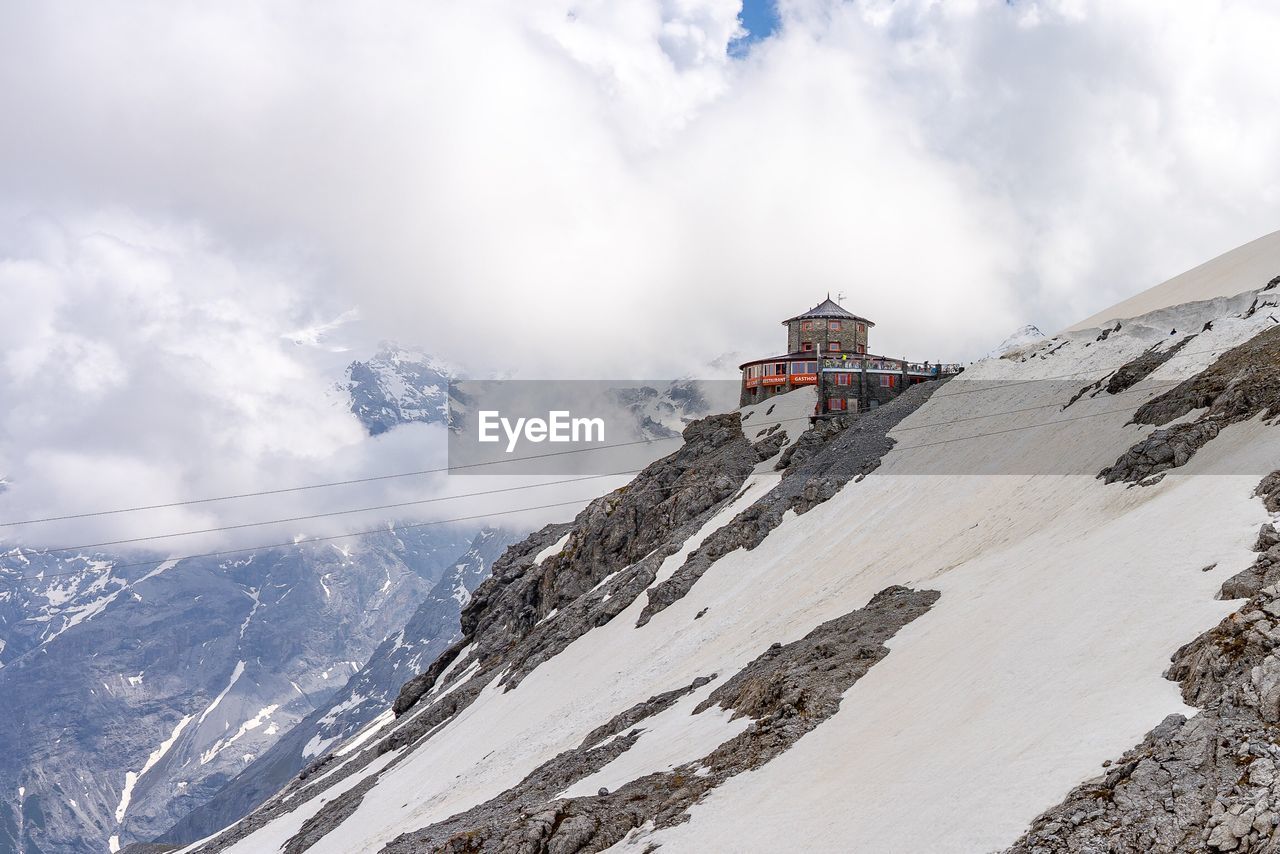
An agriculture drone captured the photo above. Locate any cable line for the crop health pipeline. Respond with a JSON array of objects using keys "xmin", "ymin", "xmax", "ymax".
[
  {"xmin": 0, "ymin": 335, "xmax": 1248, "ymax": 530},
  {"xmin": 29, "ymin": 470, "xmax": 641, "ymax": 555},
  {"xmin": 4, "ymin": 395, "xmax": 1179, "ymax": 585},
  {"xmin": 0, "ymin": 498, "xmax": 594, "ymax": 584}
]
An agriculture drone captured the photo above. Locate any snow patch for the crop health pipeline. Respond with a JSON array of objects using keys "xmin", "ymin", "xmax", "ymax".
[
  {"xmin": 198, "ymin": 660, "xmax": 245, "ymax": 726},
  {"xmin": 116, "ymin": 712, "xmax": 194, "ymax": 823},
  {"xmin": 533, "ymin": 532, "xmax": 572, "ymax": 566}
]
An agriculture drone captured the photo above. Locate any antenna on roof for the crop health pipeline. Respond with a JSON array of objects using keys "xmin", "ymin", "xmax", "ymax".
[{"xmin": 837, "ymin": 292, "xmax": 846, "ymax": 304}]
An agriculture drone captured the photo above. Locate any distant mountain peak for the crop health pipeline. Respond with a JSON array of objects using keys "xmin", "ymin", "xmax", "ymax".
[
  {"xmin": 983, "ymin": 324, "xmax": 1046, "ymax": 360},
  {"xmin": 344, "ymin": 344, "xmax": 456, "ymax": 436}
]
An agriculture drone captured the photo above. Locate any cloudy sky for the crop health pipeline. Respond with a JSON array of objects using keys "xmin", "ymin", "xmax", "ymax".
[{"xmin": 2, "ymin": 0, "xmax": 1279, "ymax": 551}]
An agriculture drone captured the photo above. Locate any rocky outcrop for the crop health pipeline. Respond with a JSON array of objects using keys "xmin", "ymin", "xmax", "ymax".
[
  {"xmin": 391, "ymin": 524, "xmax": 572, "ymax": 716},
  {"xmin": 1107, "ymin": 335, "xmax": 1198, "ymax": 395},
  {"xmin": 1063, "ymin": 335, "xmax": 1197, "ymax": 412},
  {"xmin": 1099, "ymin": 420, "xmax": 1222, "ymax": 485},
  {"xmin": 1006, "ymin": 472, "xmax": 1280, "ymax": 854},
  {"xmin": 1100, "ymin": 326, "xmax": 1280, "ymax": 483},
  {"xmin": 636, "ymin": 381, "xmax": 943, "ymax": 627},
  {"xmin": 181, "ymin": 414, "xmax": 767, "ymax": 853},
  {"xmin": 453, "ymin": 413, "xmax": 763, "ymax": 691},
  {"xmin": 378, "ymin": 586, "xmax": 939, "ymax": 854},
  {"xmin": 187, "ymin": 393, "xmax": 946, "ymax": 854}
]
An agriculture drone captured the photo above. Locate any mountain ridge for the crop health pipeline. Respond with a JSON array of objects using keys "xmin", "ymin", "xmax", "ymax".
[{"xmin": 166, "ymin": 236, "xmax": 1280, "ymax": 853}]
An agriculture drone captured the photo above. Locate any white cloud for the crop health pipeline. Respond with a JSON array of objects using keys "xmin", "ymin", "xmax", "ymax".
[{"xmin": 1, "ymin": 0, "xmax": 1279, "ymax": 547}]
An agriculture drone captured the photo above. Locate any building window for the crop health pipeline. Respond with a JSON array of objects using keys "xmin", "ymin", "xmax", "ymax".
[
  {"xmin": 802, "ymin": 341, "xmax": 814, "ymax": 352},
  {"xmin": 775, "ymin": 362, "xmax": 787, "ymax": 375},
  {"xmin": 801, "ymin": 320, "xmax": 814, "ymax": 332},
  {"xmin": 828, "ymin": 341, "xmax": 841, "ymax": 352},
  {"xmin": 857, "ymin": 323, "xmax": 866, "ymax": 334},
  {"xmin": 857, "ymin": 344, "xmax": 866, "ymax": 355},
  {"xmin": 827, "ymin": 397, "xmax": 847, "ymax": 411},
  {"xmin": 836, "ymin": 373, "xmax": 851, "ymax": 386},
  {"xmin": 880, "ymin": 375, "xmax": 895, "ymax": 388},
  {"xmin": 830, "ymin": 321, "xmax": 842, "ymax": 331}
]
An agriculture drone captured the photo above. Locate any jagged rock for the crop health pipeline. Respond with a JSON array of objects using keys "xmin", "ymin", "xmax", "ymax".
[
  {"xmin": 1257, "ymin": 473, "xmax": 1280, "ymax": 514},
  {"xmin": 637, "ymin": 382, "xmax": 944, "ymax": 627},
  {"xmin": 392, "ymin": 524, "xmax": 570, "ymax": 716},
  {"xmin": 1105, "ymin": 336, "xmax": 1196, "ymax": 396},
  {"xmin": 1100, "ymin": 420, "xmax": 1222, "ymax": 484},
  {"xmin": 1131, "ymin": 326, "xmax": 1280, "ymax": 428},
  {"xmin": 377, "ymin": 586, "xmax": 939, "ymax": 854}
]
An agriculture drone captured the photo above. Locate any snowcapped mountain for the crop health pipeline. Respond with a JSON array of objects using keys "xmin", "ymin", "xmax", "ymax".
[
  {"xmin": 344, "ymin": 345, "xmax": 455, "ymax": 436},
  {"xmin": 343, "ymin": 346, "xmax": 733, "ymax": 442},
  {"xmin": 983, "ymin": 323, "xmax": 1047, "ymax": 359},
  {"xmin": 153, "ymin": 528, "xmax": 523, "ymax": 848},
  {"xmin": 0, "ymin": 526, "xmax": 475, "ymax": 854},
  {"xmin": 170, "ymin": 232, "xmax": 1280, "ymax": 853},
  {"xmin": 608, "ymin": 379, "xmax": 739, "ymax": 440}
]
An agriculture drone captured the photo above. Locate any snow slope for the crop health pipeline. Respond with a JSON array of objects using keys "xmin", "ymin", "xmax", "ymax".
[
  {"xmin": 184, "ymin": 240, "xmax": 1280, "ymax": 854},
  {"xmin": 1067, "ymin": 228, "xmax": 1280, "ymax": 331}
]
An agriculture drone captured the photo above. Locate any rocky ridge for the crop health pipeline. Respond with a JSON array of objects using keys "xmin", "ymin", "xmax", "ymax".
[
  {"xmin": 183, "ymin": 382, "xmax": 945, "ymax": 853},
  {"xmin": 377, "ymin": 585, "xmax": 939, "ymax": 854}
]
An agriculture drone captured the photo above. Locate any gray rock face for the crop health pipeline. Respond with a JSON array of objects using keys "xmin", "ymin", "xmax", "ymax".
[
  {"xmin": 1101, "ymin": 325, "xmax": 1280, "ymax": 483},
  {"xmin": 1257, "ymin": 475, "xmax": 1280, "ymax": 515},
  {"xmin": 1006, "ymin": 471, "xmax": 1280, "ymax": 854},
  {"xmin": 1106, "ymin": 335, "xmax": 1198, "ymax": 396},
  {"xmin": 637, "ymin": 380, "xmax": 943, "ymax": 627},
  {"xmin": 152, "ymin": 528, "xmax": 519, "ymax": 849},
  {"xmin": 436, "ymin": 412, "xmax": 766, "ymax": 695},
  {"xmin": 1100, "ymin": 419, "xmax": 1223, "ymax": 485},
  {"xmin": 0, "ymin": 525, "xmax": 474, "ymax": 854},
  {"xmin": 184, "ymin": 393, "xmax": 948, "ymax": 854}
]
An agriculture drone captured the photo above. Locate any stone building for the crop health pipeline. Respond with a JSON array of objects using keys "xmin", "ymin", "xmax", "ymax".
[
  {"xmin": 783, "ymin": 298, "xmax": 873, "ymax": 356},
  {"xmin": 739, "ymin": 297, "xmax": 961, "ymax": 413}
]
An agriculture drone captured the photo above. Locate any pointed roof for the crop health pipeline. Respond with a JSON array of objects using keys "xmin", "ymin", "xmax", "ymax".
[{"xmin": 783, "ymin": 296, "xmax": 874, "ymax": 326}]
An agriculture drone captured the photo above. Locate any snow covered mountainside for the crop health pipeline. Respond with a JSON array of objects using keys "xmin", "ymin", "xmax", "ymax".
[
  {"xmin": 0, "ymin": 526, "xmax": 477, "ymax": 854},
  {"xmin": 179, "ymin": 237, "xmax": 1280, "ymax": 853},
  {"xmin": 344, "ymin": 346, "xmax": 455, "ymax": 436},
  {"xmin": 154, "ymin": 528, "xmax": 523, "ymax": 849}
]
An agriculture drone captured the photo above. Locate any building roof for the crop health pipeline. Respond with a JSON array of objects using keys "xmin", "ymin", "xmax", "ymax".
[{"xmin": 782, "ymin": 297, "xmax": 874, "ymax": 326}]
